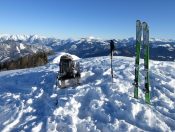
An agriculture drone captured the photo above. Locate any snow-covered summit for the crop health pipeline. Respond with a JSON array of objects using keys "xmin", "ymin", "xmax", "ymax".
[
  {"xmin": 0, "ymin": 55, "xmax": 174, "ymax": 131},
  {"xmin": 0, "ymin": 34, "xmax": 58, "ymax": 45}
]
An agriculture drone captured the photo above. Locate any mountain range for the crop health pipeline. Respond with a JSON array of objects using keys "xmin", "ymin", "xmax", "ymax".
[{"xmin": 0, "ymin": 34, "xmax": 174, "ymax": 61}]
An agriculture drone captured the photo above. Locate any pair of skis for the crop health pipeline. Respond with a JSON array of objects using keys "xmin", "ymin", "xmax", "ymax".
[{"xmin": 134, "ymin": 20, "xmax": 150, "ymax": 104}]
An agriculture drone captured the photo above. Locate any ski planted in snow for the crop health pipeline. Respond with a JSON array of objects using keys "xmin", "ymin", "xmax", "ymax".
[
  {"xmin": 134, "ymin": 20, "xmax": 142, "ymax": 99},
  {"xmin": 142, "ymin": 22, "xmax": 150, "ymax": 104}
]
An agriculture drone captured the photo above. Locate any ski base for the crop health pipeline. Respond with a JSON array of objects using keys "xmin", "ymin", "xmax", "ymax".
[
  {"xmin": 145, "ymin": 92, "xmax": 150, "ymax": 104},
  {"xmin": 134, "ymin": 86, "xmax": 138, "ymax": 99}
]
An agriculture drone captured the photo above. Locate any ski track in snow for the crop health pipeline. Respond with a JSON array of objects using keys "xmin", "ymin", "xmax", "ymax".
[{"xmin": 0, "ymin": 56, "xmax": 175, "ymax": 131}]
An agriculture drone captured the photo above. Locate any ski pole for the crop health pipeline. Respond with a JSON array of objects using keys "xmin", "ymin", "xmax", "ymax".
[{"xmin": 110, "ymin": 40, "xmax": 115, "ymax": 83}]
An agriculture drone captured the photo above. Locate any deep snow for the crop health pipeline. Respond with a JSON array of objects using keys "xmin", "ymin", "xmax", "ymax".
[{"xmin": 0, "ymin": 54, "xmax": 175, "ymax": 132}]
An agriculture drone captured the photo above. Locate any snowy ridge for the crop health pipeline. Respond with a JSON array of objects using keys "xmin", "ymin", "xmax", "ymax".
[{"xmin": 0, "ymin": 55, "xmax": 175, "ymax": 131}]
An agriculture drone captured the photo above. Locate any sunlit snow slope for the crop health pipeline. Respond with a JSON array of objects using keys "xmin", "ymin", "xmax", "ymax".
[{"xmin": 0, "ymin": 55, "xmax": 175, "ymax": 132}]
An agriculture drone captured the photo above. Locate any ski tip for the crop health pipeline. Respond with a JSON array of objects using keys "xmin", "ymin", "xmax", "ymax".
[
  {"xmin": 142, "ymin": 22, "xmax": 149, "ymax": 30},
  {"xmin": 136, "ymin": 20, "xmax": 141, "ymax": 25},
  {"xmin": 142, "ymin": 22, "xmax": 148, "ymax": 27}
]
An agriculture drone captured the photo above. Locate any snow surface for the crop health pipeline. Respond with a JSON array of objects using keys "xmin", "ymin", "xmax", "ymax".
[{"xmin": 0, "ymin": 54, "xmax": 175, "ymax": 131}]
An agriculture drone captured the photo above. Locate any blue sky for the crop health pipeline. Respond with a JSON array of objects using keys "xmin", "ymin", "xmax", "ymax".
[{"xmin": 0, "ymin": 0, "xmax": 175, "ymax": 39}]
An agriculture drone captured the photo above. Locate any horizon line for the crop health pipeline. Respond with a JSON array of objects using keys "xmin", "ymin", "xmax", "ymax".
[{"xmin": 0, "ymin": 33, "xmax": 174, "ymax": 41}]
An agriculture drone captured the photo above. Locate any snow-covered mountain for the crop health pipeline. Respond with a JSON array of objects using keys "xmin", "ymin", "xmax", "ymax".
[
  {"xmin": 0, "ymin": 34, "xmax": 175, "ymax": 61},
  {"xmin": 0, "ymin": 34, "xmax": 57, "ymax": 45},
  {"xmin": 0, "ymin": 54, "xmax": 175, "ymax": 131},
  {"xmin": 0, "ymin": 40, "xmax": 52, "ymax": 63}
]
